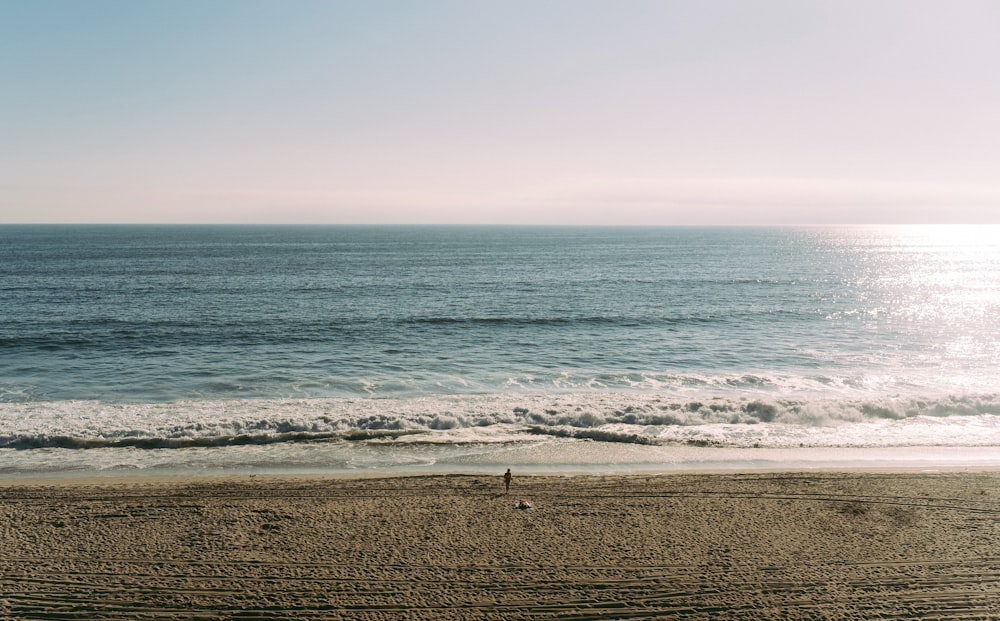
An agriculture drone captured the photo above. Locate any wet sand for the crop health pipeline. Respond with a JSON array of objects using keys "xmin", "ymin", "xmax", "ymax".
[{"xmin": 2, "ymin": 471, "xmax": 999, "ymax": 619}]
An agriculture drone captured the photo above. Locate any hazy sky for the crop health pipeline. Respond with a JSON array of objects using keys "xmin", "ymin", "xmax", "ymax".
[{"xmin": 2, "ymin": 0, "xmax": 998, "ymax": 224}]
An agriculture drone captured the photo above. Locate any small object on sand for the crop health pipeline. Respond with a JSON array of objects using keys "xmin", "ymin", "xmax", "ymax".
[{"xmin": 515, "ymin": 499, "xmax": 534, "ymax": 510}]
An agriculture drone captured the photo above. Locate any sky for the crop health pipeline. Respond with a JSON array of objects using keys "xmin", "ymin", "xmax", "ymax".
[{"xmin": 1, "ymin": 0, "xmax": 998, "ymax": 225}]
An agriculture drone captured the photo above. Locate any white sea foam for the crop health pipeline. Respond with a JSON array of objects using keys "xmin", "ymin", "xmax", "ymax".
[
  {"xmin": 3, "ymin": 390, "xmax": 1000, "ymax": 453},
  {"xmin": 4, "ymin": 389, "xmax": 1000, "ymax": 478}
]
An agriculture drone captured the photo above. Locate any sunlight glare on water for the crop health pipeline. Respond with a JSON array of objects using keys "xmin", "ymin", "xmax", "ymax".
[{"xmin": 851, "ymin": 225, "xmax": 1000, "ymax": 384}]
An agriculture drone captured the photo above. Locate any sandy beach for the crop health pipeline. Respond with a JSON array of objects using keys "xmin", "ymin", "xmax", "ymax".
[{"xmin": 2, "ymin": 471, "xmax": 999, "ymax": 620}]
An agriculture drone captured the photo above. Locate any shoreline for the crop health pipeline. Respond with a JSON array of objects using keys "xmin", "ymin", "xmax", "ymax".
[
  {"xmin": 4, "ymin": 443, "xmax": 1000, "ymax": 483},
  {"xmin": 3, "ymin": 461, "xmax": 1000, "ymax": 488},
  {"xmin": 3, "ymin": 471, "xmax": 1000, "ymax": 619}
]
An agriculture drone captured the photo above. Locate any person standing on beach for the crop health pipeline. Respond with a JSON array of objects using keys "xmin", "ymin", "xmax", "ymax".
[{"xmin": 503, "ymin": 469, "xmax": 512, "ymax": 494}]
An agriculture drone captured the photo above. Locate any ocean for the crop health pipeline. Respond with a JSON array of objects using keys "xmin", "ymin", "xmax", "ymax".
[{"xmin": 2, "ymin": 224, "xmax": 999, "ymax": 477}]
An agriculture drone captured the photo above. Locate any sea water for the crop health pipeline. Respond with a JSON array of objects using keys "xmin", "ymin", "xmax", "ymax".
[{"xmin": 2, "ymin": 225, "xmax": 999, "ymax": 477}]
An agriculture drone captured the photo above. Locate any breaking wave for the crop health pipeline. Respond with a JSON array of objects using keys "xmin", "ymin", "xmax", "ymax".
[{"xmin": 3, "ymin": 391, "xmax": 1000, "ymax": 451}]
